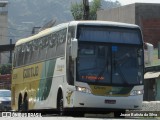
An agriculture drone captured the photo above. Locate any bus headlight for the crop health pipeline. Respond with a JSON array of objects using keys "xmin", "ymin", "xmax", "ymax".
[
  {"xmin": 76, "ymin": 86, "xmax": 91, "ymax": 94},
  {"xmin": 130, "ymin": 90, "xmax": 143, "ymax": 96}
]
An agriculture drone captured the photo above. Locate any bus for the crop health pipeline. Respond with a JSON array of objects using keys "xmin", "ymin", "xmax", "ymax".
[{"xmin": 11, "ymin": 21, "xmax": 144, "ymax": 117}]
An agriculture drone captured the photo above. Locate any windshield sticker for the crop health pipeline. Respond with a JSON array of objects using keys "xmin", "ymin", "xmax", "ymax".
[{"xmin": 112, "ymin": 46, "xmax": 118, "ymax": 52}]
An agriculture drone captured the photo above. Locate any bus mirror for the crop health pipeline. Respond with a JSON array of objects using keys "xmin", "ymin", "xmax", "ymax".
[{"xmin": 71, "ymin": 38, "xmax": 78, "ymax": 59}]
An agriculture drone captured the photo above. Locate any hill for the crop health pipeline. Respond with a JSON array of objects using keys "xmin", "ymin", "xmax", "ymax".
[{"xmin": 7, "ymin": 0, "xmax": 121, "ymax": 41}]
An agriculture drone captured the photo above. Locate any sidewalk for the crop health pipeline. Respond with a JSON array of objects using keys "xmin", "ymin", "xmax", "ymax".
[{"xmin": 142, "ymin": 101, "xmax": 160, "ymax": 111}]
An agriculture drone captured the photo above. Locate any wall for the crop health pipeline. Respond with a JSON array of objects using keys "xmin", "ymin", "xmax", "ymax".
[
  {"xmin": 97, "ymin": 3, "xmax": 160, "ymax": 48},
  {"xmin": 135, "ymin": 3, "xmax": 160, "ymax": 47},
  {"xmin": 0, "ymin": 8, "xmax": 8, "ymax": 64},
  {"xmin": 156, "ymin": 78, "xmax": 160, "ymax": 100},
  {"xmin": 140, "ymin": 19, "xmax": 160, "ymax": 47},
  {"xmin": 97, "ymin": 4, "xmax": 136, "ymax": 24},
  {"xmin": 0, "ymin": 12, "xmax": 8, "ymax": 45}
]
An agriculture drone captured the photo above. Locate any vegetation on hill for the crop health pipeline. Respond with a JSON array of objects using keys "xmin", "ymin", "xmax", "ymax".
[{"xmin": 7, "ymin": 0, "xmax": 121, "ymax": 41}]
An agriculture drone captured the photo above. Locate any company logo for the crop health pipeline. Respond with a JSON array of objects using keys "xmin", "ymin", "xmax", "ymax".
[{"xmin": 23, "ymin": 66, "xmax": 39, "ymax": 79}]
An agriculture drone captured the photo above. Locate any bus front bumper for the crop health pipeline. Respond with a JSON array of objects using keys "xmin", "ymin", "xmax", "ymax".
[{"xmin": 72, "ymin": 91, "xmax": 143, "ymax": 110}]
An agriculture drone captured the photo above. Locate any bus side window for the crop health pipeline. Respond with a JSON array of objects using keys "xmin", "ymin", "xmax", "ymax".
[
  {"xmin": 38, "ymin": 37, "xmax": 47, "ymax": 61},
  {"xmin": 68, "ymin": 56, "xmax": 74, "ymax": 85},
  {"xmin": 17, "ymin": 45, "xmax": 25, "ymax": 66},
  {"xmin": 67, "ymin": 26, "xmax": 75, "ymax": 85},
  {"xmin": 30, "ymin": 41, "xmax": 34, "ymax": 63},
  {"xmin": 46, "ymin": 33, "xmax": 56, "ymax": 59},
  {"xmin": 32, "ymin": 39, "xmax": 39, "ymax": 62},
  {"xmin": 66, "ymin": 49, "xmax": 75, "ymax": 85},
  {"xmin": 67, "ymin": 26, "xmax": 75, "ymax": 44},
  {"xmin": 55, "ymin": 29, "xmax": 66, "ymax": 57},
  {"xmin": 16, "ymin": 46, "xmax": 20, "ymax": 66},
  {"xmin": 13, "ymin": 47, "xmax": 17, "ymax": 67},
  {"xmin": 24, "ymin": 42, "xmax": 31, "ymax": 65}
]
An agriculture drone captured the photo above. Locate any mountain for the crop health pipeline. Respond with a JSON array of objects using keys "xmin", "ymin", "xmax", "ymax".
[{"xmin": 7, "ymin": 0, "xmax": 121, "ymax": 42}]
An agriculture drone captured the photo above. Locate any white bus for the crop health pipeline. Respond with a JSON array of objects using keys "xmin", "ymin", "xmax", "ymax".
[{"xmin": 12, "ymin": 21, "xmax": 144, "ymax": 117}]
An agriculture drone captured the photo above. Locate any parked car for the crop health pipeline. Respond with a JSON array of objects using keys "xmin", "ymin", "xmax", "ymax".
[{"xmin": 0, "ymin": 89, "xmax": 11, "ymax": 111}]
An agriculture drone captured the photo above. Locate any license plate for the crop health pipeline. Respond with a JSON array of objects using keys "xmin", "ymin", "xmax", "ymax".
[{"xmin": 105, "ymin": 100, "xmax": 116, "ymax": 104}]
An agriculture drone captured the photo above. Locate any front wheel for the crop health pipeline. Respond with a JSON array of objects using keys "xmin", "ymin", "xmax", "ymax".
[
  {"xmin": 57, "ymin": 93, "xmax": 84, "ymax": 117},
  {"xmin": 58, "ymin": 94, "xmax": 65, "ymax": 116}
]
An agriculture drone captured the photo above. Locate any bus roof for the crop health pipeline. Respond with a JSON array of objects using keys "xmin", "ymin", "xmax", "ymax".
[
  {"xmin": 15, "ymin": 22, "xmax": 68, "ymax": 46},
  {"xmin": 69, "ymin": 20, "xmax": 139, "ymax": 28},
  {"xmin": 15, "ymin": 20, "xmax": 140, "ymax": 46}
]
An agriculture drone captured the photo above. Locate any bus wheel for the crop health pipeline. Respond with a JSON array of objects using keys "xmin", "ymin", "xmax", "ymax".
[
  {"xmin": 22, "ymin": 93, "xmax": 28, "ymax": 112},
  {"xmin": 18, "ymin": 93, "xmax": 22, "ymax": 112},
  {"xmin": 58, "ymin": 94, "xmax": 65, "ymax": 116}
]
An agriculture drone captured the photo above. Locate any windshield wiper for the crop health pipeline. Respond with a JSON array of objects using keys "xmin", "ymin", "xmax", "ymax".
[
  {"xmin": 95, "ymin": 49, "xmax": 109, "ymax": 82},
  {"xmin": 95, "ymin": 60, "xmax": 109, "ymax": 81},
  {"xmin": 116, "ymin": 66, "xmax": 129, "ymax": 85},
  {"xmin": 113, "ymin": 53, "xmax": 130, "ymax": 85},
  {"xmin": 115, "ymin": 53, "xmax": 130, "ymax": 66}
]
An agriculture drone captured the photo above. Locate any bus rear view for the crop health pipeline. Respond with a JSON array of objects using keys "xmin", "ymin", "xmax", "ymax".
[{"xmin": 68, "ymin": 21, "xmax": 144, "ymax": 117}]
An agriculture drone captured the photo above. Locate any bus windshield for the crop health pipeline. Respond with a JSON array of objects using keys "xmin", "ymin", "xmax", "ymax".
[{"xmin": 77, "ymin": 26, "xmax": 143, "ymax": 86}]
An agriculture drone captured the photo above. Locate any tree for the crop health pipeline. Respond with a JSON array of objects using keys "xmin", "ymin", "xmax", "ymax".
[
  {"xmin": 71, "ymin": 2, "xmax": 83, "ymax": 20},
  {"xmin": 71, "ymin": 0, "xmax": 101, "ymax": 20},
  {"xmin": 71, "ymin": 0, "xmax": 121, "ymax": 20},
  {"xmin": 89, "ymin": 0, "xmax": 101, "ymax": 20},
  {"xmin": 0, "ymin": 64, "xmax": 12, "ymax": 75}
]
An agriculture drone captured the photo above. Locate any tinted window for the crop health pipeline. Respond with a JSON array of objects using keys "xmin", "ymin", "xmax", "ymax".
[
  {"xmin": 31, "ymin": 40, "xmax": 39, "ymax": 62},
  {"xmin": 24, "ymin": 42, "xmax": 32, "ymax": 64},
  {"xmin": 46, "ymin": 33, "xmax": 57, "ymax": 59},
  {"xmin": 14, "ymin": 28, "xmax": 67, "ymax": 67},
  {"xmin": 38, "ymin": 37, "xmax": 47, "ymax": 60},
  {"xmin": 55, "ymin": 29, "xmax": 66, "ymax": 56},
  {"xmin": 78, "ymin": 26, "xmax": 142, "ymax": 44},
  {"xmin": 17, "ymin": 45, "xmax": 25, "ymax": 66}
]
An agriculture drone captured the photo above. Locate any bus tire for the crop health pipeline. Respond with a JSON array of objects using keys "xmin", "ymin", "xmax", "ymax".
[
  {"xmin": 22, "ymin": 92, "xmax": 28, "ymax": 112},
  {"xmin": 18, "ymin": 93, "xmax": 22, "ymax": 112},
  {"xmin": 57, "ymin": 92, "xmax": 65, "ymax": 116}
]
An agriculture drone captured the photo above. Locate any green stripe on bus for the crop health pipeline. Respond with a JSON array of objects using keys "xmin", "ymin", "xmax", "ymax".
[{"xmin": 37, "ymin": 59, "xmax": 56, "ymax": 101}]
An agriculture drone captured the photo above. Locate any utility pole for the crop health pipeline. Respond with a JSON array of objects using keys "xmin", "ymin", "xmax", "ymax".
[
  {"xmin": 9, "ymin": 39, "xmax": 12, "ymax": 63},
  {"xmin": 83, "ymin": 0, "xmax": 89, "ymax": 20}
]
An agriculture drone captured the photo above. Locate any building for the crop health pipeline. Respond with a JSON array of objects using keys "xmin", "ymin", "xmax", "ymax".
[
  {"xmin": 97, "ymin": 3, "xmax": 160, "ymax": 48},
  {"xmin": 97, "ymin": 3, "xmax": 160, "ymax": 101},
  {"xmin": 0, "ymin": 0, "xmax": 9, "ymax": 64}
]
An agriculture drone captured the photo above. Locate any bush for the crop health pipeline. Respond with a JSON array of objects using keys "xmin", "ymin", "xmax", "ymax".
[{"xmin": 0, "ymin": 64, "xmax": 12, "ymax": 75}]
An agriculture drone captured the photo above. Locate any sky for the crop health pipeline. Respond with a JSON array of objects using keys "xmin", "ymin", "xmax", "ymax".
[{"xmin": 115, "ymin": 0, "xmax": 160, "ymax": 5}]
